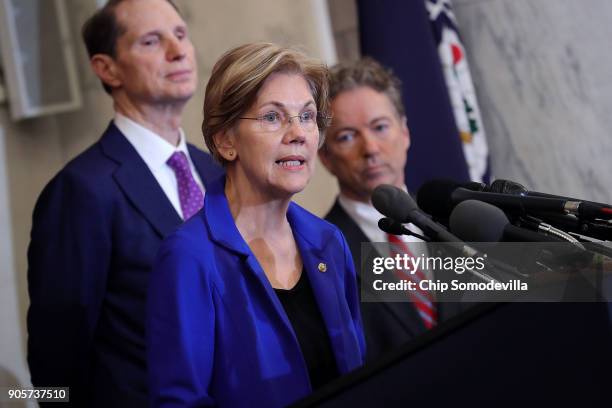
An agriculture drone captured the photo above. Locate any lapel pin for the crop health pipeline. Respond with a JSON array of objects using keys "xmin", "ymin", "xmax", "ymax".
[{"xmin": 318, "ymin": 262, "xmax": 327, "ymax": 272}]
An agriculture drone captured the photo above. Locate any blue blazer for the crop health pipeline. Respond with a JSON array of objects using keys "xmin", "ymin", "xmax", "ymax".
[
  {"xmin": 27, "ymin": 122, "xmax": 223, "ymax": 407},
  {"xmin": 147, "ymin": 177, "xmax": 366, "ymax": 408}
]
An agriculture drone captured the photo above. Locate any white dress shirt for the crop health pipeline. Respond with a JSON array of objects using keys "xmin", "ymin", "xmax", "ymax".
[{"xmin": 114, "ymin": 113, "xmax": 204, "ymax": 220}]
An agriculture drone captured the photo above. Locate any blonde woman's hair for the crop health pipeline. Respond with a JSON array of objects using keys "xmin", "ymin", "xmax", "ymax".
[{"xmin": 202, "ymin": 42, "xmax": 330, "ymax": 165}]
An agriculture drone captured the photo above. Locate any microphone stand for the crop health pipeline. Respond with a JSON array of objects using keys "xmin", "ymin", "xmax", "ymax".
[{"xmin": 517, "ymin": 215, "xmax": 585, "ymax": 248}]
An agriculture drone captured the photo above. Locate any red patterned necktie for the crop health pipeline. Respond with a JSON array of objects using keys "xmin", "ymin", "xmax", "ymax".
[
  {"xmin": 387, "ymin": 233, "xmax": 437, "ymax": 329},
  {"xmin": 166, "ymin": 151, "xmax": 204, "ymax": 220}
]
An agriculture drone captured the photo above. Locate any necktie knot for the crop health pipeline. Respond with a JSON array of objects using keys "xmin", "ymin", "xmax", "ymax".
[
  {"xmin": 167, "ymin": 151, "xmax": 190, "ymax": 173},
  {"xmin": 166, "ymin": 151, "xmax": 204, "ymax": 220}
]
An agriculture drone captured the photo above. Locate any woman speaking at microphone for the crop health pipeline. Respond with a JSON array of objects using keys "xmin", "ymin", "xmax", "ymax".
[{"xmin": 146, "ymin": 42, "xmax": 365, "ymax": 408}]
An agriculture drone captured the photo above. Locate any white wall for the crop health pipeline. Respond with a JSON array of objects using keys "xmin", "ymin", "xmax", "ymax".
[{"xmin": 453, "ymin": 0, "xmax": 612, "ymax": 203}]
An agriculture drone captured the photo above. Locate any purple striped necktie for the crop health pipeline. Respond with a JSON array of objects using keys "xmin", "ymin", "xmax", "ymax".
[{"xmin": 166, "ymin": 151, "xmax": 204, "ymax": 220}]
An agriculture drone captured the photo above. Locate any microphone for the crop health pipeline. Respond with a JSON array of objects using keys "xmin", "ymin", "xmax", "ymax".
[
  {"xmin": 377, "ymin": 217, "xmax": 405, "ymax": 235},
  {"xmin": 490, "ymin": 179, "xmax": 612, "ymax": 219},
  {"xmin": 449, "ymin": 200, "xmax": 564, "ymax": 242},
  {"xmin": 491, "ymin": 179, "xmax": 607, "ymax": 205},
  {"xmin": 416, "ymin": 179, "xmax": 487, "ymax": 220},
  {"xmin": 372, "ymin": 184, "xmax": 460, "ymax": 243},
  {"xmin": 377, "ymin": 217, "xmax": 430, "ymax": 241},
  {"xmin": 490, "ymin": 179, "xmax": 612, "ymax": 241},
  {"xmin": 372, "ymin": 184, "xmax": 504, "ymax": 283},
  {"xmin": 418, "ymin": 179, "xmax": 612, "ymax": 221},
  {"xmin": 489, "ymin": 179, "xmax": 528, "ymax": 195},
  {"xmin": 450, "ymin": 200, "xmax": 594, "ymax": 273}
]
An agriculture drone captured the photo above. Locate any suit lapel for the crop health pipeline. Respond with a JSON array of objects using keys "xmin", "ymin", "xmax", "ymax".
[
  {"xmin": 99, "ymin": 122, "xmax": 182, "ymax": 238},
  {"xmin": 203, "ymin": 177, "xmax": 297, "ymax": 331},
  {"xmin": 289, "ymin": 203, "xmax": 357, "ymax": 373}
]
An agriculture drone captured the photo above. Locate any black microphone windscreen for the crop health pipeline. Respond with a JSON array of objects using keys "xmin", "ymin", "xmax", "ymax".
[
  {"xmin": 490, "ymin": 179, "xmax": 527, "ymax": 195},
  {"xmin": 417, "ymin": 179, "xmax": 465, "ymax": 218},
  {"xmin": 450, "ymin": 199, "xmax": 509, "ymax": 242},
  {"xmin": 378, "ymin": 217, "xmax": 404, "ymax": 235},
  {"xmin": 372, "ymin": 184, "xmax": 416, "ymax": 222}
]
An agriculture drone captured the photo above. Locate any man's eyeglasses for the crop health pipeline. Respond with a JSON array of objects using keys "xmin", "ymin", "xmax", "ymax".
[{"xmin": 239, "ymin": 110, "xmax": 328, "ymax": 133}]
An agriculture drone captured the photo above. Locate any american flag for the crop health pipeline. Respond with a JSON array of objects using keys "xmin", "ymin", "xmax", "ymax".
[{"xmin": 426, "ymin": 0, "xmax": 490, "ymax": 183}]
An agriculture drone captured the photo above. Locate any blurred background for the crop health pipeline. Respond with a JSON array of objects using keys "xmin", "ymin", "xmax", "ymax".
[{"xmin": 1, "ymin": 0, "xmax": 611, "ymax": 403}]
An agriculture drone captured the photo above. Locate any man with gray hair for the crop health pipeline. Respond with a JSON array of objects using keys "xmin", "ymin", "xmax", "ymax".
[{"xmin": 27, "ymin": 1, "xmax": 221, "ymax": 405}]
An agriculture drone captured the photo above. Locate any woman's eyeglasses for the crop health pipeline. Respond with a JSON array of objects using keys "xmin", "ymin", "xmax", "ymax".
[{"xmin": 239, "ymin": 110, "xmax": 328, "ymax": 132}]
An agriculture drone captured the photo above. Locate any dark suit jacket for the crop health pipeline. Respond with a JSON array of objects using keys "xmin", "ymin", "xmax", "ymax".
[
  {"xmin": 325, "ymin": 199, "xmax": 461, "ymax": 363},
  {"xmin": 27, "ymin": 122, "xmax": 223, "ymax": 407}
]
